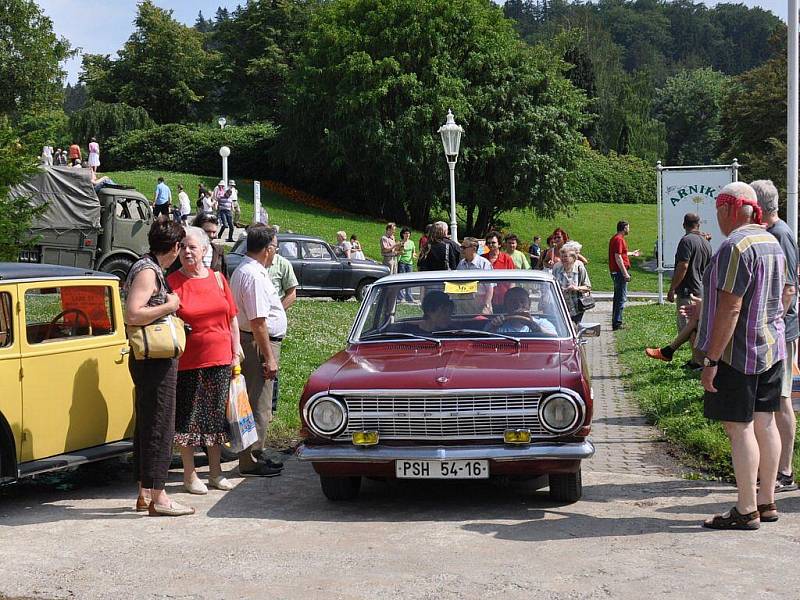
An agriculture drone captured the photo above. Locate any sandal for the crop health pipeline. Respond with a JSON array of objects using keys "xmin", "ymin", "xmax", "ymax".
[
  {"xmin": 135, "ymin": 495, "xmax": 150, "ymax": 512},
  {"xmin": 757, "ymin": 502, "xmax": 779, "ymax": 522},
  {"xmin": 703, "ymin": 506, "xmax": 760, "ymax": 530}
]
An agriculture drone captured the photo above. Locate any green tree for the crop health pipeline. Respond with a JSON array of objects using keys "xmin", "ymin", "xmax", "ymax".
[
  {"xmin": 0, "ymin": 0, "xmax": 72, "ymax": 116},
  {"xmin": 81, "ymin": 1, "xmax": 214, "ymax": 123},
  {"xmin": 281, "ymin": 0, "xmax": 587, "ymax": 232},
  {"xmin": 654, "ymin": 67, "xmax": 729, "ymax": 165},
  {"xmin": 69, "ymin": 101, "xmax": 154, "ymax": 144}
]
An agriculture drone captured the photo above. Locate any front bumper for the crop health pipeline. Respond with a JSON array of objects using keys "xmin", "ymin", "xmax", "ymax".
[{"xmin": 296, "ymin": 440, "xmax": 595, "ymax": 462}]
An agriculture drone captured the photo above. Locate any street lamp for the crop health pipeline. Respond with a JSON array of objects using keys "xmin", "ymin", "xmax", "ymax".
[
  {"xmin": 219, "ymin": 145, "xmax": 230, "ymax": 188},
  {"xmin": 438, "ymin": 109, "xmax": 463, "ymax": 243},
  {"xmin": 218, "ymin": 116, "xmax": 227, "ymax": 129}
]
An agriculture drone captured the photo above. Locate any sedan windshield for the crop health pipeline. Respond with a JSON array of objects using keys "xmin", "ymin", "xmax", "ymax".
[{"xmin": 353, "ymin": 278, "xmax": 571, "ymax": 340}]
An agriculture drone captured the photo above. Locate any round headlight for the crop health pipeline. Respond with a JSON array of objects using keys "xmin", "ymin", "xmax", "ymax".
[
  {"xmin": 308, "ymin": 396, "xmax": 347, "ymax": 436},
  {"xmin": 539, "ymin": 393, "xmax": 580, "ymax": 433}
]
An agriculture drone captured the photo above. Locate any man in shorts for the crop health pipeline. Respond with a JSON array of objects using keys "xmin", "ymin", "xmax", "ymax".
[
  {"xmin": 752, "ymin": 179, "xmax": 799, "ymax": 493},
  {"xmin": 697, "ymin": 181, "xmax": 786, "ymax": 530}
]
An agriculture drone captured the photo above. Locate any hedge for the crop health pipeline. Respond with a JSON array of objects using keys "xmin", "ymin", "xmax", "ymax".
[
  {"xmin": 103, "ymin": 123, "xmax": 278, "ymax": 176},
  {"xmin": 565, "ymin": 144, "xmax": 657, "ymax": 204}
]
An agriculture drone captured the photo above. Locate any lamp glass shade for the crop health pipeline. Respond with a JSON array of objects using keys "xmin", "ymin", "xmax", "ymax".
[
  {"xmin": 219, "ymin": 146, "xmax": 231, "ymax": 158},
  {"xmin": 437, "ymin": 110, "xmax": 463, "ymax": 158}
]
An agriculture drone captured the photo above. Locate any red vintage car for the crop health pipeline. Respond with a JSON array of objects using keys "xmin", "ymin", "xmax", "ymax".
[{"xmin": 296, "ymin": 270, "xmax": 598, "ymax": 502}]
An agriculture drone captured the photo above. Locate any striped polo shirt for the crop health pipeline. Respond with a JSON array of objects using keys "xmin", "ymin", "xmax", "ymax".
[{"xmin": 697, "ymin": 224, "xmax": 786, "ymax": 374}]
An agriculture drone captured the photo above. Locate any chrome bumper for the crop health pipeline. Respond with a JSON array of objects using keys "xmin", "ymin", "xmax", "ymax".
[{"xmin": 296, "ymin": 440, "xmax": 595, "ymax": 462}]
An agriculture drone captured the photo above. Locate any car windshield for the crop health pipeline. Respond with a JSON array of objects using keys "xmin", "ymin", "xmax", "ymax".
[{"xmin": 353, "ymin": 278, "xmax": 572, "ymax": 341}]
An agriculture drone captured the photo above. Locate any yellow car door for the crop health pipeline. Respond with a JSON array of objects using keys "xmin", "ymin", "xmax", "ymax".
[
  {"xmin": 0, "ymin": 285, "xmax": 22, "ymax": 472},
  {"xmin": 19, "ymin": 277, "xmax": 134, "ymax": 461}
]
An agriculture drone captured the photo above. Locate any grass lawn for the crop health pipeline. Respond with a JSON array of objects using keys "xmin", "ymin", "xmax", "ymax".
[
  {"xmin": 616, "ymin": 303, "xmax": 800, "ymax": 479},
  {"xmin": 105, "ymin": 170, "xmax": 660, "ymax": 292},
  {"xmin": 266, "ymin": 298, "xmax": 361, "ymax": 448}
]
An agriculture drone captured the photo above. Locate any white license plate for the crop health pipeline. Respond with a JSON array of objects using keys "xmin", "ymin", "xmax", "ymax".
[{"xmin": 395, "ymin": 460, "xmax": 489, "ymax": 479}]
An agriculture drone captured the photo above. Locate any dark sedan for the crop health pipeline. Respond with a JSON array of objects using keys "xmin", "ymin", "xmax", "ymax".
[{"xmin": 227, "ymin": 233, "xmax": 390, "ymax": 301}]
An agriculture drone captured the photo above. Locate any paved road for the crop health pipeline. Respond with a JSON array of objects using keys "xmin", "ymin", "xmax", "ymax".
[{"xmin": 2, "ymin": 304, "xmax": 800, "ymax": 599}]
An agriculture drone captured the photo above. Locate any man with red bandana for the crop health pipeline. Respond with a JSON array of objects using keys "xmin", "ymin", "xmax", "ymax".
[{"xmin": 697, "ymin": 181, "xmax": 787, "ymax": 530}]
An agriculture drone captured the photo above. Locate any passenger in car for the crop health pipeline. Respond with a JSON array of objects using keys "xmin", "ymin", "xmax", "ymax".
[{"xmin": 394, "ymin": 290, "xmax": 454, "ymax": 334}]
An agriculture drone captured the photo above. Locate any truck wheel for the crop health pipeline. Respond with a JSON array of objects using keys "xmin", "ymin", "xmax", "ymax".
[
  {"xmin": 99, "ymin": 256, "xmax": 136, "ymax": 280},
  {"xmin": 548, "ymin": 470, "xmax": 582, "ymax": 503},
  {"xmin": 355, "ymin": 279, "xmax": 376, "ymax": 302},
  {"xmin": 320, "ymin": 475, "xmax": 361, "ymax": 501}
]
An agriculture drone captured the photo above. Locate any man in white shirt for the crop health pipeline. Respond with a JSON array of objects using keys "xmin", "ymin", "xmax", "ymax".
[
  {"xmin": 229, "ymin": 225, "xmax": 287, "ymax": 477},
  {"xmin": 456, "ymin": 237, "xmax": 493, "ymax": 313}
]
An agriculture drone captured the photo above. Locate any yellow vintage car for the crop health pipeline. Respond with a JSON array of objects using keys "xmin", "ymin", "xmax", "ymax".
[{"xmin": 0, "ymin": 263, "xmax": 134, "ymax": 484}]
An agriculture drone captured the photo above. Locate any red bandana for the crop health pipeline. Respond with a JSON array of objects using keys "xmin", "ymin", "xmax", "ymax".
[{"xmin": 715, "ymin": 192, "xmax": 762, "ymax": 225}]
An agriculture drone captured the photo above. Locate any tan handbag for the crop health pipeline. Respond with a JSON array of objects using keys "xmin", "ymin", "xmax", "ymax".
[{"xmin": 127, "ymin": 314, "xmax": 186, "ymax": 360}]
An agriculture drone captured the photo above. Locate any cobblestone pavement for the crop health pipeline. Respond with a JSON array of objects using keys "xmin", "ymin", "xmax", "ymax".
[{"xmin": 584, "ymin": 302, "xmax": 680, "ymax": 476}]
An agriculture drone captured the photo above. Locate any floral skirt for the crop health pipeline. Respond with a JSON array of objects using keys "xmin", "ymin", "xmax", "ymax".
[{"xmin": 174, "ymin": 364, "xmax": 231, "ymax": 447}]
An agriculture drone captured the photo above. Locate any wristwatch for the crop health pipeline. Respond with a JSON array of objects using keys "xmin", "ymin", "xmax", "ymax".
[{"xmin": 703, "ymin": 357, "xmax": 718, "ymax": 368}]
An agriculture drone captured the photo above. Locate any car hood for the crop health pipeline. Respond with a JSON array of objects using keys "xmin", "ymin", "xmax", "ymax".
[{"xmin": 325, "ymin": 339, "xmax": 573, "ymax": 391}]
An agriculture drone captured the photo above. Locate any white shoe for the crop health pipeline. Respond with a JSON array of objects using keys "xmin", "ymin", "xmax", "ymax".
[
  {"xmin": 208, "ymin": 476, "xmax": 234, "ymax": 491},
  {"xmin": 183, "ymin": 478, "xmax": 208, "ymax": 495}
]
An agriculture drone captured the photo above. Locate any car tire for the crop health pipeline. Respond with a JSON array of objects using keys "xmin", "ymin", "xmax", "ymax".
[
  {"xmin": 355, "ymin": 279, "xmax": 376, "ymax": 302},
  {"xmin": 320, "ymin": 475, "xmax": 361, "ymax": 501},
  {"xmin": 98, "ymin": 256, "xmax": 136, "ymax": 280},
  {"xmin": 548, "ymin": 470, "xmax": 582, "ymax": 503}
]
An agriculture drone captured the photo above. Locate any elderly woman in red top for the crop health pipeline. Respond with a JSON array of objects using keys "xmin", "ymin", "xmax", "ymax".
[
  {"xmin": 167, "ymin": 226, "xmax": 241, "ymax": 494},
  {"xmin": 484, "ymin": 231, "xmax": 515, "ymax": 308}
]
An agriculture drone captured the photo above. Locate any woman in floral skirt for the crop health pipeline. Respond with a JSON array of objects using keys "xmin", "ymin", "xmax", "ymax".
[{"xmin": 167, "ymin": 226, "xmax": 241, "ymax": 494}]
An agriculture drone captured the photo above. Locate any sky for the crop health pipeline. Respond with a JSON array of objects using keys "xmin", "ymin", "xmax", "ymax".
[{"xmin": 37, "ymin": 0, "xmax": 788, "ymax": 85}]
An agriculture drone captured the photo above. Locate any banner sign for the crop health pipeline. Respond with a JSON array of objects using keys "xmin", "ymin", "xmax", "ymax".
[{"xmin": 658, "ymin": 165, "xmax": 736, "ymax": 269}]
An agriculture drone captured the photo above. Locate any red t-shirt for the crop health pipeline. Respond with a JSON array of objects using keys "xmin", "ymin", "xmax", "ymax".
[
  {"xmin": 487, "ymin": 251, "xmax": 515, "ymax": 306},
  {"xmin": 608, "ymin": 233, "xmax": 630, "ymax": 273},
  {"xmin": 167, "ymin": 270, "xmax": 238, "ymax": 371}
]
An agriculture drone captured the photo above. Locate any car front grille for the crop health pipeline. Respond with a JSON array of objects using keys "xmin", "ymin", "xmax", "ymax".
[{"xmin": 335, "ymin": 390, "xmax": 552, "ymax": 441}]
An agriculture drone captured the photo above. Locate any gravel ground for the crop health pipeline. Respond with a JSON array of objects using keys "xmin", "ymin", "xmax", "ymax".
[{"xmin": 3, "ymin": 305, "xmax": 800, "ymax": 599}]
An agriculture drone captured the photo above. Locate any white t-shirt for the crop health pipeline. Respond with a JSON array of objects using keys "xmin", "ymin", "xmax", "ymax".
[
  {"xmin": 178, "ymin": 191, "xmax": 191, "ymax": 216},
  {"xmin": 200, "ymin": 196, "xmax": 213, "ymax": 213},
  {"xmin": 230, "ymin": 255, "xmax": 287, "ymax": 338},
  {"xmin": 457, "ymin": 255, "xmax": 492, "ymax": 270}
]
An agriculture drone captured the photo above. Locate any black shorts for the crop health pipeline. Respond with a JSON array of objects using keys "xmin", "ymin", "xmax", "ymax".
[
  {"xmin": 153, "ymin": 203, "xmax": 170, "ymax": 218},
  {"xmin": 704, "ymin": 360, "xmax": 783, "ymax": 423}
]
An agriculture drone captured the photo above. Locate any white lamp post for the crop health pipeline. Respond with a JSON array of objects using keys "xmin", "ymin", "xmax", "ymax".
[
  {"xmin": 438, "ymin": 109, "xmax": 463, "ymax": 243},
  {"xmin": 219, "ymin": 145, "xmax": 230, "ymax": 189},
  {"xmin": 218, "ymin": 116, "xmax": 227, "ymax": 130}
]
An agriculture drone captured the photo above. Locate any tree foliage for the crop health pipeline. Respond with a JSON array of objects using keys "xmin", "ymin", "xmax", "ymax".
[
  {"xmin": 565, "ymin": 144, "xmax": 655, "ymax": 204},
  {"xmin": 69, "ymin": 101, "xmax": 154, "ymax": 145},
  {"xmin": 280, "ymin": 0, "xmax": 587, "ymax": 232},
  {"xmin": 654, "ymin": 67, "xmax": 729, "ymax": 165},
  {"xmin": 80, "ymin": 1, "xmax": 215, "ymax": 123}
]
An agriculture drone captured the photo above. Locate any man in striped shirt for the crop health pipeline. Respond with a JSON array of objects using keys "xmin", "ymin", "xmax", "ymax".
[{"xmin": 697, "ymin": 181, "xmax": 787, "ymax": 530}]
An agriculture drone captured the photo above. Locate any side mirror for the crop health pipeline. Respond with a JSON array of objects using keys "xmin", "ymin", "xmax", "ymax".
[{"xmin": 577, "ymin": 323, "xmax": 601, "ymax": 338}]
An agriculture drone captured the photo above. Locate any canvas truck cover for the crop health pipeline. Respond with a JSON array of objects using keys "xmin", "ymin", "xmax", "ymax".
[{"xmin": 9, "ymin": 166, "xmax": 100, "ymax": 230}]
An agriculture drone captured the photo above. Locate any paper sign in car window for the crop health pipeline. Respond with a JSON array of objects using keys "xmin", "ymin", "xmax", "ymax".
[
  {"xmin": 60, "ymin": 286, "xmax": 112, "ymax": 330},
  {"xmin": 444, "ymin": 281, "xmax": 478, "ymax": 294}
]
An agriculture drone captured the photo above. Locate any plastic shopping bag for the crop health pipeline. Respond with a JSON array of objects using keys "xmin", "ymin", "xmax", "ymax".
[{"xmin": 227, "ymin": 372, "xmax": 259, "ymax": 453}]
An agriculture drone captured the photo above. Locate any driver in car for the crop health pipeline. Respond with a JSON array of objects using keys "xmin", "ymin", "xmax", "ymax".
[
  {"xmin": 395, "ymin": 290, "xmax": 454, "ymax": 334},
  {"xmin": 489, "ymin": 286, "xmax": 557, "ymax": 336}
]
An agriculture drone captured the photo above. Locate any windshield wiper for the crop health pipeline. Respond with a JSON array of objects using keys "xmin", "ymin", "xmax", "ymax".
[
  {"xmin": 359, "ymin": 331, "xmax": 442, "ymax": 346},
  {"xmin": 432, "ymin": 328, "xmax": 521, "ymax": 349}
]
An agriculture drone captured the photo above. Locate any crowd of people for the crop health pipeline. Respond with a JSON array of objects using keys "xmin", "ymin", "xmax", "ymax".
[{"xmin": 124, "ymin": 221, "xmax": 296, "ymax": 516}]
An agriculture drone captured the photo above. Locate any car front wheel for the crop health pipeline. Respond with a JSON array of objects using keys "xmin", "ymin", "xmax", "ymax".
[
  {"xmin": 355, "ymin": 279, "xmax": 376, "ymax": 302},
  {"xmin": 320, "ymin": 475, "xmax": 361, "ymax": 501},
  {"xmin": 548, "ymin": 470, "xmax": 582, "ymax": 503}
]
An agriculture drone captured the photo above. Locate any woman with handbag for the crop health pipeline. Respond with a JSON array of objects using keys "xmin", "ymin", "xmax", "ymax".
[
  {"xmin": 124, "ymin": 220, "xmax": 194, "ymax": 517},
  {"xmin": 552, "ymin": 240, "xmax": 592, "ymax": 324},
  {"xmin": 167, "ymin": 227, "xmax": 241, "ymax": 495}
]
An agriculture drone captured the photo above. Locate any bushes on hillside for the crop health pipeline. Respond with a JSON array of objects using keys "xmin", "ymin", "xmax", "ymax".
[
  {"xmin": 69, "ymin": 101, "xmax": 154, "ymax": 144},
  {"xmin": 565, "ymin": 144, "xmax": 656, "ymax": 204},
  {"xmin": 103, "ymin": 123, "xmax": 278, "ymax": 175}
]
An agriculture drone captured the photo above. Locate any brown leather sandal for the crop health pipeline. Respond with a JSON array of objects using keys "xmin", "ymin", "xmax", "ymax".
[
  {"xmin": 757, "ymin": 502, "xmax": 779, "ymax": 522},
  {"xmin": 135, "ymin": 496, "xmax": 150, "ymax": 512},
  {"xmin": 703, "ymin": 506, "xmax": 760, "ymax": 530}
]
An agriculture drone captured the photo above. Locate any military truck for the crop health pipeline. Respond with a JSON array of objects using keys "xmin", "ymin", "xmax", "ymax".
[{"xmin": 11, "ymin": 166, "xmax": 153, "ymax": 280}]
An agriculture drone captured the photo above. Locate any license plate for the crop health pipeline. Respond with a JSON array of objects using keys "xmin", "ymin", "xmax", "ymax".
[{"xmin": 395, "ymin": 460, "xmax": 489, "ymax": 479}]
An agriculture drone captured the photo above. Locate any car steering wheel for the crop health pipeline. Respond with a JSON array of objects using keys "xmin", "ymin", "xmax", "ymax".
[
  {"xmin": 489, "ymin": 313, "xmax": 536, "ymax": 331},
  {"xmin": 45, "ymin": 308, "xmax": 92, "ymax": 340}
]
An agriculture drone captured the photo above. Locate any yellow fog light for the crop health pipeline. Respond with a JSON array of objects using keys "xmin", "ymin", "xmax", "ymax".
[
  {"xmin": 352, "ymin": 431, "xmax": 380, "ymax": 446},
  {"xmin": 504, "ymin": 429, "xmax": 531, "ymax": 444}
]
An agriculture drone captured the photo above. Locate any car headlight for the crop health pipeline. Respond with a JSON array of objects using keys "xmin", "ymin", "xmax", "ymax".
[
  {"xmin": 539, "ymin": 393, "xmax": 580, "ymax": 434},
  {"xmin": 306, "ymin": 395, "xmax": 347, "ymax": 436}
]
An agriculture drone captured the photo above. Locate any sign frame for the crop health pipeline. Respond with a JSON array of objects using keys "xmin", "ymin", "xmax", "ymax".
[{"xmin": 656, "ymin": 160, "xmax": 739, "ymax": 303}]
